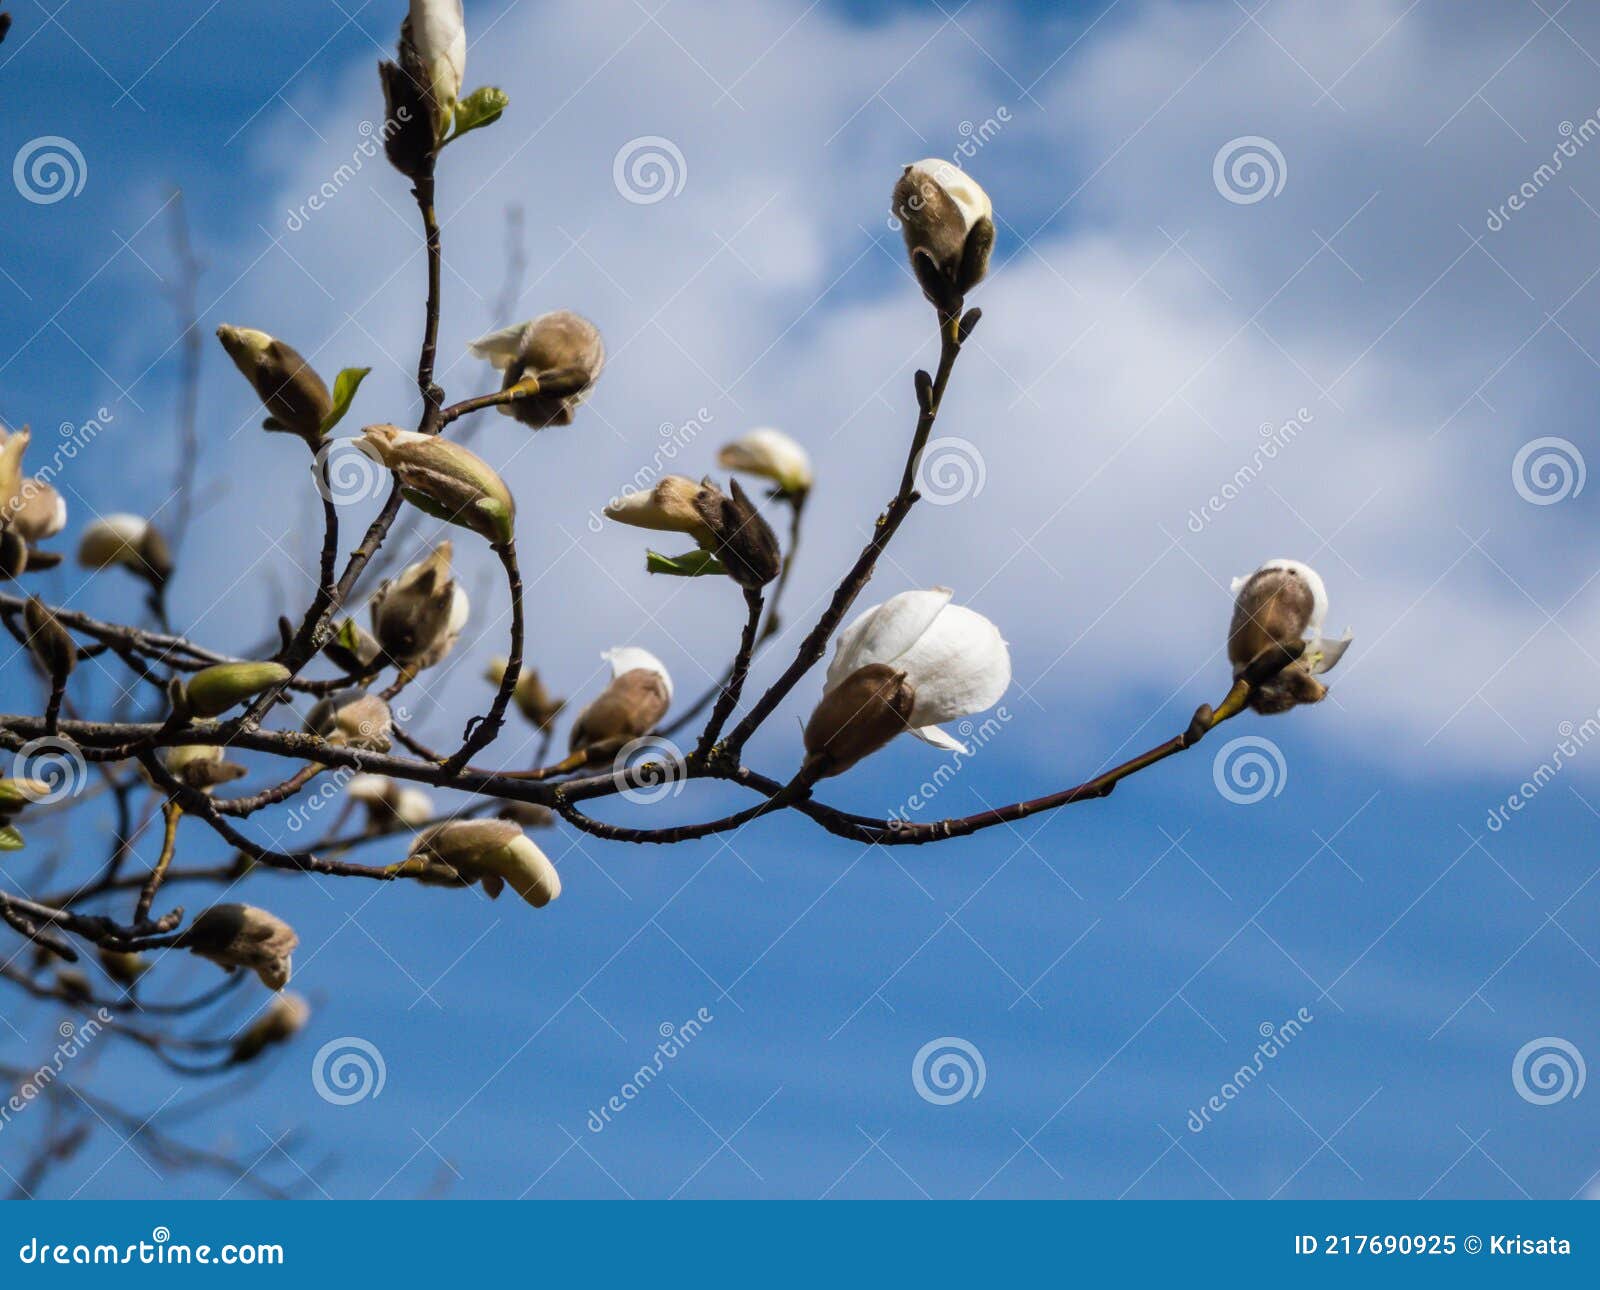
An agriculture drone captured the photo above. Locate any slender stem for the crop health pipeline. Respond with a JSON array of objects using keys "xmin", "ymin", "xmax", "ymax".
[
  {"xmin": 435, "ymin": 377, "xmax": 538, "ymax": 429},
  {"xmin": 440, "ymin": 539, "xmax": 523, "ymax": 774},
  {"xmin": 135, "ymin": 801, "xmax": 183, "ymax": 923},
  {"xmin": 692, "ymin": 587, "xmax": 764, "ymax": 763}
]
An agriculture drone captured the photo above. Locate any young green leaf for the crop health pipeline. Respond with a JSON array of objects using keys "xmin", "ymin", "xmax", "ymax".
[
  {"xmin": 319, "ymin": 366, "xmax": 372, "ymax": 435},
  {"xmin": 0, "ymin": 824, "xmax": 23, "ymax": 851},
  {"xmin": 646, "ymin": 549, "xmax": 727, "ymax": 578},
  {"xmin": 446, "ymin": 87, "xmax": 509, "ymax": 144}
]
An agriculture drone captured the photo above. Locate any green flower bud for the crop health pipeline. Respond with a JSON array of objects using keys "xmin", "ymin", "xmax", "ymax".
[
  {"xmin": 357, "ymin": 425, "xmax": 516, "ymax": 544},
  {"xmin": 183, "ymin": 661, "xmax": 292, "ymax": 718}
]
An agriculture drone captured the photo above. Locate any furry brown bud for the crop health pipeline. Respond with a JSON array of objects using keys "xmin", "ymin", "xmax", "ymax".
[
  {"xmin": 891, "ymin": 160, "xmax": 994, "ymax": 313},
  {"xmin": 307, "ymin": 691, "xmax": 393, "ymax": 752},
  {"xmin": 165, "ymin": 745, "xmax": 248, "ymax": 791},
  {"xmin": 216, "ymin": 326, "xmax": 333, "ymax": 441},
  {"xmin": 368, "ymin": 542, "xmax": 468, "ymax": 669},
  {"xmin": 176, "ymin": 904, "xmax": 299, "ymax": 990},
  {"xmin": 404, "ymin": 818, "xmax": 561, "ymax": 908},
  {"xmin": 694, "ymin": 477, "xmax": 782, "ymax": 589},
  {"xmin": 230, "ymin": 993, "xmax": 310, "ymax": 1064},
  {"xmin": 803, "ymin": 663, "xmax": 915, "ymax": 777},
  {"xmin": 23, "ymin": 596, "xmax": 75, "ymax": 682},
  {"xmin": 466, "ymin": 311, "xmax": 605, "ymax": 429},
  {"xmin": 569, "ymin": 648, "xmax": 673, "ymax": 758}
]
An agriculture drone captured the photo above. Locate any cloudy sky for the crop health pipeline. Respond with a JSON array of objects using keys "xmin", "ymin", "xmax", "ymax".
[{"xmin": 2, "ymin": 0, "xmax": 1599, "ymax": 1199}]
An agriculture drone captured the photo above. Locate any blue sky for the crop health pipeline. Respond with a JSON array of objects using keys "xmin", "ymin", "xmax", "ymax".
[{"xmin": 2, "ymin": 0, "xmax": 1599, "ymax": 1199}]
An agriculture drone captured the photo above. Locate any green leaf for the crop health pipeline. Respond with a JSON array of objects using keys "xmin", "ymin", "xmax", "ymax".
[
  {"xmin": 0, "ymin": 824, "xmax": 23, "ymax": 851},
  {"xmin": 646, "ymin": 549, "xmax": 726, "ymax": 578},
  {"xmin": 446, "ymin": 86, "xmax": 508, "ymax": 144},
  {"xmin": 319, "ymin": 366, "xmax": 372, "ymax": 435}
]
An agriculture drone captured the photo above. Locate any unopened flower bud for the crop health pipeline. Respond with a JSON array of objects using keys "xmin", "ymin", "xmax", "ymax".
[
  {"xmin": 358, "ymin": 425, "xmax": 516, "ymax": 544},
  {"xmin": 467, "ymin": 311, "xmax": 605, "ymax": 429},
  {"xmin": 604, "ymin": 475, "xmax": 715, "ymax": 543},
  {"xmin": 182, "ymin": 661, "xmax": 292, "ymax": 718},
  {"xmin": 216, "ymin": 325, "xmax": 333, "ymax": 442},
  {"xmin": 98, "ymin": 948, "xmax": 150, "ymax": 987},
  {"xmin": 165, "ymin": 744, "xmax": 248, "ymax": 791},
  {"xmin": 717, "ymin": 427, "xmax": 813, "ymax": 496},
  {"xmin": 368, "ymin": 541, "xmax": 469, "ymax": 669},
  {"xmin": 405, "ymin": 818, "xmax": 561, "ymax": 908},
  {"xmin": 892, "ymin": 159, "xmax": 994, "ymax": 312},
  {"xmin": 803, "ymin": 662, "xmax": 915, "ymax": 777},
  {"xmin": 77, "ymin": 514, "xmax": 172, "ymax": 584},
  {"xmin": 569, "ymin": 647, "xmax": 673, "ymax": 757},
  {"xmin": 0, "ymin": 426, "xmax": 26, "ymax": 518},
  {"xmin": 1, "ymin": 429, "xmax": 66, "ymax": 543},
  {"xmin": 177, "ymin": 903, "xmax": 299, "ymax": 990},
  {"xmin": 230, "ymin": 992, "xmax": 310, "ymax": 1064},
  {"xmin": 0, "ymin": 778, "xmax": 49, "ymax": 815},
  {"xmin": 1228, "ymin": 559, "xmax": 1352, "ymax": 715},
  {"xmin": 407, "ymin": 0, "xmax": 465, "ymax": 136},
  {"xmin": 377, "ymin": 50, "xmax": 435, "ymax": 178},
  {"xmin": 306, "ymin": 691, "xmax": 392, "ymax": 752},
  {"xmin": 23, "ymin": 596, "xmax": 75, "ymax": 683},
  {"xmin": 348, "ymin": 774, "xmax": 434, "ymax": 834},
  {"xmin": 695, "ymin": 477, "xmax": 781, "ymax": 590},
  {"xmin": 0, "ymin": 527, "xmax": 26, "ymax": 579},
  {"xmin": 55, "ymin": 969, "xmax": 91, "ymax": 1003},
  {"xmin": 486, "ymin": 657, "xmax": 564, "ymax": 728},
  {"xmin": 323, "ymin": 617, "xmax": 382, "ymax": 674}
]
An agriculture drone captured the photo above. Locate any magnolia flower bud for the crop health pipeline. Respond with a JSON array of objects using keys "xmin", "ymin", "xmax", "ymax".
[
  {"xmin": 717, "ymin": 427, "xmax": 813, "ymax": 496},
  {"xmin": 230, "ymin": 992, "xmax": 310, "ymax": 1064},
  {"xmin": 183, "ymin": 661, "xmax": 292, "ymax": 718},
  {"xmin": 1228, "ymin": 559, "xmax": 1352, "ymax": 715},
  {"xmin": 368, "ymin": 542, "xmax": 469, "ymax": 669},
  {"xmin": 378, "ymin": 49, "xmax": 436, "ymax": 178},
  {"xmin": 164, "ymin": 744, "xmax": 248, "ymax": 791},
  {"xmin": 324, "ymin": 617, "xmax": 382, "ymax": 674},
  {"xmin": 0, "ymin": 425, "xmax": 26, "ymax": 518},
  {"xmin": 569, "ymin": 647, "xmax": 673, "ymax": 757},
  {"xmin": 77, "ymin": 514, "xmax": 172, "ymax": 583},
  {"xmin": 604, "ymin": 475, "xmax": 715, "ymax": 543},
  {"xmin": 405, "ymin": 818, "xmax": 561, "ymax": 908},
  {"xmin": 803, "ymin": 663, "xmax": 915, "ymax": 777},
  {"xmin": 55, "ymin": 969, "xmax": 91, "ymax": 1003},
  {"xmin": 891, "ymin": 159, "xmax": 994, "ymax": 312},
  {"xmin": 306, "ymin": 691, "xmax": 393, "ymax": 752},
  {"xmin": 407, "ymin": 0, "xmax": 465, "ymax": 130},
  {"xmin": 825, "ymin": 587, "xmax": 1009, "ymax": 754},
  {"xmin": 1, "ymin": 431, "xmax": 67, "ymax": 543},
  {"xmin": 467, "ymin": 311, "xmax": 605, "ymax": 429},
  {"xmin": 486, "ymin": 657, "xmax": 565, "ymax": 728},
  {"xmin": 348, "ymin": 774, "xmax": 435, "ymax": 834},
  {"xmin": 358, "ymin": 425, "xmax": 516, "ymax": 544},
  {"xmin": 0, "ymin": 527, "xmax": 26, "ymax": 579},
  {"xmin": 23, "ymin": 596, "xmax": 75, "ymax": 683},
  {"xmin": 215, "ymin": 325, "xmax": 333, "ymax": 441},
  {"xmin": 177, "ymin": 903, "xmax": 299, "ymax": 990},
  {"xmin": 695, "ymin": 477, "xmax": 781, "ymax": 590},
  {"xmin": 97, "ymin": 948, "xmax": 149, "ymax": 987},
  {"xmin": 0, "ymin": 778, "xmax": 49, "ymax": 816}
]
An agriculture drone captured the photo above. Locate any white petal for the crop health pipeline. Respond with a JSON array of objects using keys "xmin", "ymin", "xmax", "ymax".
[
  {"xmin": 827, "ymin": 588, "xmax": 953, "ymax": 690},
  {"xmin": 905, "ymin": 159, "xmax": 992, "ymax": 231},
  {"xmin": 910, "ymin": 723, "xmax": 967, "ymax": 753},
  {"xmin": 466, "ymin": 324, "xmax": 528, "ymax": 371},
  {"xmin": 602, "ymin": 646, "xmax": 673, "ymax": 702},
  {"xmin": 1306, "ymin": 632, "xmax": 1353, "ymax": 675},
  {"xmin": 897, "ymin": 602, "xmax": 1011, "ymax": 728}
]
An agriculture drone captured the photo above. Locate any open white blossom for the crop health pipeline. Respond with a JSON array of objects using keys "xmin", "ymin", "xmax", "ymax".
[{"xmin": 825, "ymin": 587, "xmax": 1009, "ymax": 752}]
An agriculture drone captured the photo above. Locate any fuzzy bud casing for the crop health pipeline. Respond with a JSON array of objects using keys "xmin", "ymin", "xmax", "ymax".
[
  {"xmin": 183, "ymin": 661, "xmax": 292, "ymax": 719},
  {"xmin": 803, "ymin": 663, "xmax": 915, "ymax": 776}
]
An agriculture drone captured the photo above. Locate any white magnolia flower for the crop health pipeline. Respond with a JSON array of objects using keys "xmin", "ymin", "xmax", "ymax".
[
  {"xmin": 600, "ymin": 645, "xmax": 673, "ymax": 703},
  {"xmin": 1228, "ymin": 558, "xmax": 1352, "ymax": 676},
  {"xmin": 825, "ymin": 587, "xmax": 1009, "ymax": 752},
  {"xmin": 409, "ymin": 0, "xmax": 466, "ymax": 112},
  {"xmin": 717, "ymin": 428, "xmax": 813, "ymax": 495},
  {"xmin": 891, "ymin": 159, "xmax": 995, "ymax": 307},
  {"xmin": 348, "ymin": 774, "xmax": 435, "ymax": 831}
]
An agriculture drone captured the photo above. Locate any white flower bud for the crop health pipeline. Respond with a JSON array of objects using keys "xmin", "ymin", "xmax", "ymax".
[
  {"xmin": 568, "ymin": 647, "xmax": 673, "ymax": 757},
  {"xmin": 891, "ymin": 159, "xmax": 994, "ymax": 310},
  {"xmin": 76, "ymin": 514, "xmax": 172, "ymax": 582},
  {"xmin": 717, "ymin": 427, "xmax": 813, "ymax": 495},
  {"xmin": 1228, "ymin": 559, "xmax": 1352, "ymax": 714},
  {"xmin": 406, "ymin": 819, "xmax": 561, "ymax": 908},
  {"xmin": 409, "ymin": 0, "xmax": 466, "ymax": 117}
]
